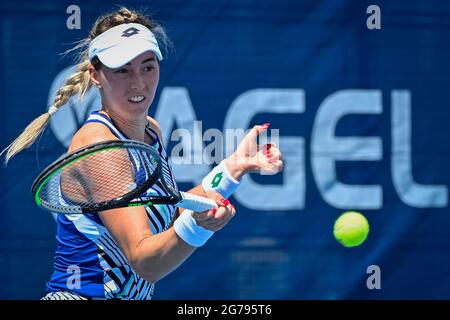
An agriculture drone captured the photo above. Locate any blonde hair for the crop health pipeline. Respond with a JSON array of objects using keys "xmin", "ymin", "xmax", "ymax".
[{"xmin": 1, "ymin": 7, "xmax": 170, "ymax": 165}]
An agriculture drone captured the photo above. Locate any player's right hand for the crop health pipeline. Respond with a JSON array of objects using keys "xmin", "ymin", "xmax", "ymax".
[{"xmin": 192, "ymin": 191, "xmax": 236, "ymax": 232}]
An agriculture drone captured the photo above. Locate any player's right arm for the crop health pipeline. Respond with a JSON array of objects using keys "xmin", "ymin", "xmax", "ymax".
[
  {"xmin": 68, "ymin": 124, "xmax": 234, "ymax": 283},
  {"xmin": 99, "ymin": 191, "xmax": 234, "ymax": 282}
]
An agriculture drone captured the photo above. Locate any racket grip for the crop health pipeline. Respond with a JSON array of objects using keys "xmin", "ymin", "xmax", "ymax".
[{"xmin": 177, "ymin": 192, "xmax": 218, "ymax": 212}]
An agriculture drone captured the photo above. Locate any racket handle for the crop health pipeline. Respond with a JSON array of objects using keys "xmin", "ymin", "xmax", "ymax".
[{"xmin": 177, "ymin": 192, "xmax": 219, "ymax": 212}]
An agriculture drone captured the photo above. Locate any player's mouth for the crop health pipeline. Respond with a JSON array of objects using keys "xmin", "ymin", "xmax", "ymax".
[{"xmin": 127, "ymin": 95, "xmax": 146, "ymax": 103}]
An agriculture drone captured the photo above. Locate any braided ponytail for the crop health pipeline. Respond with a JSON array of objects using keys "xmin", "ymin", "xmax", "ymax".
[
  {"xmin": 1, "ymin": 6, "xmax": 170, "ymax": 165},
  {"xmin": 1, "ymin": 58, "xmax": 91, "ymax": 164}
]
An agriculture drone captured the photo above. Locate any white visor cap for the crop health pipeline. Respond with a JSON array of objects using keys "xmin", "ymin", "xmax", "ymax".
[{"xmin": 88, "ymin": 23, "xmax": 163, "ymax": 68}]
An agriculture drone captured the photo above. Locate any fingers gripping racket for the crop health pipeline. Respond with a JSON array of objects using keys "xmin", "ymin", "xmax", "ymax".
[{"xmin": 32, "ymin": 140, "xmax": 218, "ymax": 214}]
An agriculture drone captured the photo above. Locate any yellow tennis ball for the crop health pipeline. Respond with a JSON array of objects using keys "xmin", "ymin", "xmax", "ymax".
[{"xmin": 333, "ymin": 211, "xmax": 369, "ymax": 247}]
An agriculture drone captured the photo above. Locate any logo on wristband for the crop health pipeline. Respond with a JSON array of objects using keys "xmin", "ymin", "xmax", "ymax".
[{"xmin": 211, "ymin": 172, "xmax": 223, "ymax": 188}]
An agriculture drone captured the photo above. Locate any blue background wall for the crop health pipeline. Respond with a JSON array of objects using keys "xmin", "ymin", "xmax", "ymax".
[{"xmin": 0, "ymin": 0, "xmax": 449, "ymax": 299}]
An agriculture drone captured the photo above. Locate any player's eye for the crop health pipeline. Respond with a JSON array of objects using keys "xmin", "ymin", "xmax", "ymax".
[{"xmin": 114, "ymin": 68, "xmax": 128, "ymax": 74}]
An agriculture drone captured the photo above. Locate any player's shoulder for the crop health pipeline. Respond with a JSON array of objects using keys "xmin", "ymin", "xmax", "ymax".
[
  {"xmin": 146, "ymin": 116, "xmax": 164, "ymax": 143},
  {"xmin": 68, "ymin": 122, "xmax": 118, "ymax": 153}
]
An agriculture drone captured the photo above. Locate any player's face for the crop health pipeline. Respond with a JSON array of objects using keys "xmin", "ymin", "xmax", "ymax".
[{"xmin": 97, "ymin": 51, "xmax": 160, "ymax": 115}]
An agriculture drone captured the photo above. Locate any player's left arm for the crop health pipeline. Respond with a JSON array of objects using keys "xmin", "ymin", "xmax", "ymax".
[{"xmin": 179, "ymin": 124, "xmax": 284, "ymax": 217}]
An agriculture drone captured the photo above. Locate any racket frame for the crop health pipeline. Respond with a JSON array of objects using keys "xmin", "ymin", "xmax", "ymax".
[{"xmin": 31, "ymin": 140, "xmax": 164, "ymax": 213}]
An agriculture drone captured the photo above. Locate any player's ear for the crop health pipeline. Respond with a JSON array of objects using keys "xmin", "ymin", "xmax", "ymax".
[{"xmin": 89, "ymin": 64, "xmax": 102, "ymax": 89}]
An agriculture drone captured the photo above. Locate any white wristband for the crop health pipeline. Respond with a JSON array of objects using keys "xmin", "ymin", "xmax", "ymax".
[
  {"xmin": 202, "ymin": 161, "xmax": 240, "ymax": 199},
  {"xmin": 173, "ymin": 210, "xmax": 214, "ymax": 247}
]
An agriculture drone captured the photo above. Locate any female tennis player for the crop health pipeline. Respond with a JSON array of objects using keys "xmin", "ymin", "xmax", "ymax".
[{"xmin": 1, "ymin": 7, "xmax": 283, "ymax": 300}]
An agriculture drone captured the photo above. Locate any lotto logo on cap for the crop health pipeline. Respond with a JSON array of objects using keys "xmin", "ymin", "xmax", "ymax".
[{"xmin": 121, "ymin": 27, "xmax": 140, "ymax": 37}]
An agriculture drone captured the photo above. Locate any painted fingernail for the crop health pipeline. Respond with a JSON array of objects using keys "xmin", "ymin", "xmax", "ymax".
[
  {"xmin": 262, "ymin": 123, "xmax": 271, "ymax": 127},
  {"xmin": 266, "ymin": 143, "xmax": 272, "ymax": 149},
  {"xmin": 211, "ymin": 208, "xmax": 217, "ymax": 214},
  {"xmin": 220, "ymin": 198, "xmax": 230, "ymax": 206},
  {"xmin": 266, "ymin": 152, "xmax": 272, "ymax": 158}
]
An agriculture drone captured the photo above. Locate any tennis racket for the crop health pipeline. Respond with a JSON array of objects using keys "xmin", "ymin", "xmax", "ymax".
[{"xmin": 32, "ymin": 140, "xmax": 218, "ymax": 214}]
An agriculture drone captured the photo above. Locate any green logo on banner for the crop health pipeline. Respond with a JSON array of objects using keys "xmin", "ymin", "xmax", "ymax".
[{"xmin": 211, "ymin": 172, "xmax": 223, "ymax": 188}]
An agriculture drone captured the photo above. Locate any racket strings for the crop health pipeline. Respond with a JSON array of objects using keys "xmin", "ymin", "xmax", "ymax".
[{"xmin": 38, "ymin": 146, "xmax": 159, "ymax": 210}]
